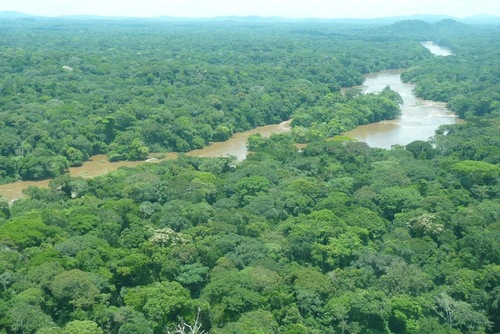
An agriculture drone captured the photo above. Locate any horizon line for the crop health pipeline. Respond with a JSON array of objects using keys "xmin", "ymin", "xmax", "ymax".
[{"xmin": 1, "ymin": 10, "xmax": 498, "ymax": 21}]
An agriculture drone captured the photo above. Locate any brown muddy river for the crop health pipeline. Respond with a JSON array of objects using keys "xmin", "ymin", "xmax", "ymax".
[
  {"xmin": 0, "ymin": 120, "xmax": 292, "ymax": 203},
  {"xmin": 344, "ymin": 42, "xmax": 460, "ymax": 148},
  {"xmin": 0, "ymin": 42, "xmax": 460, "ymax": 203},
  {"xmin": 343, "ymin": 69, "xmax": 461, "ymax": 148}
]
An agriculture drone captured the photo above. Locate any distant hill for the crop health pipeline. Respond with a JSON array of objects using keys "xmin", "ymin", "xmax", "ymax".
[
  {"xmin": 57, "ymin": 15, "xmax": 117, "ymax": 20},
  {"xmin": 152, "ymin": 14, "xmax": 456, "ymax": 25},
  {"xmin": 391, "ymin": 19, "xmax": 432, "ymax": 31},
  {"xmin": 371, "ymin": 19, "xmax": 431, "ymax": 35},
  {"xmin": 0, "ymin": 11, "xmax": 33, "ymax": 18},
  {"xmin": 434, "ymin": 18, "xmax": 469, "ymax": 29},
  {"xmin": 370, "ymin": 18, "xmax": 476, "ymax": 37},
  {"xmin": 329, "ymin": 14, "xmax": 453, "ymax": 25}
]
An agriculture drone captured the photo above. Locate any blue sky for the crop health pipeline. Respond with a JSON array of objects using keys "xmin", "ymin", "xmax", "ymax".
[{"xmin": 1, "ymin": 0, "xmax": 499, "ymax": 18}]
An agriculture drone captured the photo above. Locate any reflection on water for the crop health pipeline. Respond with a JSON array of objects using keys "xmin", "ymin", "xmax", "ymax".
[{"xmin": 421, "ymin": 41, "xmax": 453, "ymax": 56}]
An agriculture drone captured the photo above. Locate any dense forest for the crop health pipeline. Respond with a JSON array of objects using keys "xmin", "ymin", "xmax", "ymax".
[
  {"xmin": 0, "ymin": 19, "xmax": 425, "ymax": 182},
  {"xmin": 0, "ymin": 17, "xmax": 499, "ymax": 334}
]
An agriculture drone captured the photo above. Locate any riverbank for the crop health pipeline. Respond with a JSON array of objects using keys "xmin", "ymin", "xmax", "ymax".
[
  {"xmin": 343, "ymin": 69, "xmax": 461, "ymax": 148},
  {"xmin": 0, "ymin": 43, "xmax": 458, "ymax": 203},
  {"xmin": 0, "ymin": 120, "xmax": 293, "ymax": 203},
  {"xmin": 0, "ymin": 65, "xmax": 460, "ymax": 202},
  {"xmin": 344, "ymin": 41, "xmax": 458, "ymax": 148}
]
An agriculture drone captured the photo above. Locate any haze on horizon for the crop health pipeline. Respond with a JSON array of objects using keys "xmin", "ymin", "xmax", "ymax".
[{"xmin": 1, "ymin": 0, "xmax": 498, "ymax": 19}]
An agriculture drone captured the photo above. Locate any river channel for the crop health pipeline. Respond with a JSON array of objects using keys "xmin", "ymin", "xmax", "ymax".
[
  {"xmin": 0, "ymin": 121, "xmax": 292, "ymax": 203},
  {"xmin": 344, "ymin": 42, "xmax": 460, "ymax": 148},
  {"xmin": 0, "ymin": 42, "xmax": 460, "ymax": 203}
]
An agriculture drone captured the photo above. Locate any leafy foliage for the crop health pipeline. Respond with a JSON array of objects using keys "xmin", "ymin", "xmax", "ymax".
[
  {"xmin": 0, "ymin": 18, "xmax": 427, "ymax": 182},
  {"xmin": 0, "ymin": 17, "xmax": 499, "ymax": 334}
]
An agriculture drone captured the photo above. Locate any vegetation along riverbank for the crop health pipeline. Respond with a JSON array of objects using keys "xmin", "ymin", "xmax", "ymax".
[{"xmin": 0, "ymin": 16, "xmax": 499, "ymax": 334}]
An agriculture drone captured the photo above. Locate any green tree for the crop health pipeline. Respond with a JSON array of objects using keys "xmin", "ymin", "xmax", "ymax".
[
  {"xmin": 405, "ymin": 140, "xmax": 436, "ymax": 159},
  {"xmin": 214, "ymin": 310, "xmax": 278, "ymax": 334},
  {"xmin": 61, "ymin": 320, "xmax": 103, "ymax": 334},
  {"xmin": 201, "ymin": 269, "xmax": 262, "ymax": 325},
  {"xmin": 49, "ymin": 269, "xmax": 101, "ymax": 316},
  {"xmin": 451, "ymin": 160, "xmax": 499, "ymax": 188},
  {"xmin": 0, "ymin": 196, "xmax": 10, "ymax": 221},
  {"xmin": 127, "ymin": 138, "xmax": 150, "ymax": 161},
  {"xmin": 433, "ymin": 292, "xmax": 491, "ymax": 333},
  {"xmin": 123, "ymin": 281, "xmax": 195, "ymax": 331},
  {"xmin": 7, "ymin": 303, "xmax": 54, "ymax": 334},
  {"xmin": 0, "ymin": 212, "xmax": 61, "ymax": 248},
  {"xmin": 377, "ymin": 187, "xmax": 422, "ymax": 219}
]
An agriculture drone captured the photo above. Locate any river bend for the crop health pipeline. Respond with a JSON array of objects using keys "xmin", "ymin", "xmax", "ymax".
[{"xmin": 0, "ymin": 42, "xmax": 459, "ymax": 202}]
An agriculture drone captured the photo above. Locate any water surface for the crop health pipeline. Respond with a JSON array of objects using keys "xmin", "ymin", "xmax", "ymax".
[
  {"xmin": 344, "ymin": 42, "xmax": 459, "ymax": 148},
  {"xmin": 0, "ymin": 120, "xmax": 291, "ymax": 203},
  {"xmin": 421, "ymin": 41, "xmax": 453, "ymax": 56},
  {"xmin": 344, "ymin": 69, "xmax": 460, "ymax": 148}
]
